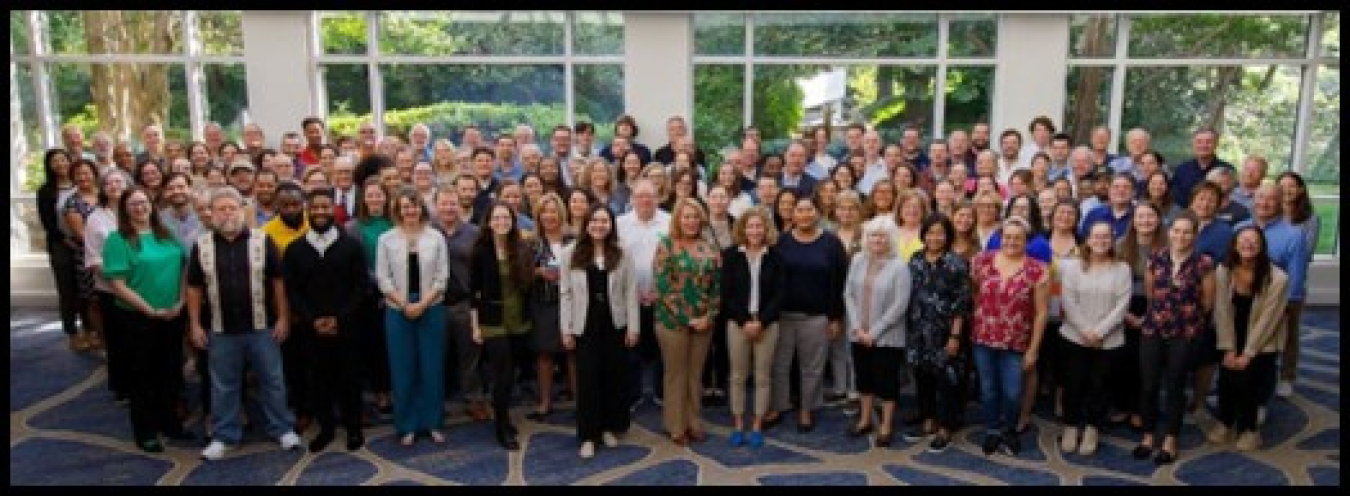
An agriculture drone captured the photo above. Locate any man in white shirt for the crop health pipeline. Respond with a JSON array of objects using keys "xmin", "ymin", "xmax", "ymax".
[
  {"xmin": 997, "ymin": 128, "xmax": 1030, "ymax": 184},
  {"xmin": 616, "ymin": 179, "xmax": 670, "ymax": 411},
  {"xmin": 856, "ymin": 130, "xmax": 889, "ymax": 195}
]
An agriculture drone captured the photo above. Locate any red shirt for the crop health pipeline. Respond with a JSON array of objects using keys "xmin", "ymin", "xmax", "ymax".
[
  {"xmin": 299, "ymin": 147, "xmax": 322, "ymax": 168},
  {"xmin": 971, "ymin": 252, "xmax": 1047, "ymax": 352}
]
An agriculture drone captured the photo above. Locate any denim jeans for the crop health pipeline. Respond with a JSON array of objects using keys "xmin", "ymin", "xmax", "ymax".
[
  {"xmin": 208, "ymin": 328, "xmax": 295, "ymax": 444},
  {"xmin": 972, "ymin": 345, "xmax": 1024, "ymax": 435}
]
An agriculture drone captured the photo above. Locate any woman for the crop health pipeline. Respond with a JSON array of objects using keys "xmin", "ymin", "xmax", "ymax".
[
  {"xmin": 135, "ymin": 159, "xmax": 165, "ymax": 205},
  {"xmin": 1135, "ymin": 150, "xmax": 1166, "ymax": 191},
  {"xmin": 85, "ymin": 169, "xmax": 133, "ymax": 403},
  {"xmin": 933, "ymin": 180, "xmax": 961, "ymax": 218},
  {"xmin": 1135, "ymin": 211, "xmax": 1215, "ymax": 465},
  {"xmin": 701, "ymin": 185, "xmax": 737, "ymax": 404},
  {"xmin": 1057, "ymin": 221, "xmax": 1131, "ymax": 456},
  {"xmin": 865, "ymin": 179, "xmax": 897, "ymax": 221},
  {"xmin": 469, "ymin": 203, "xmax": 535, "ymax": 450},
  {"xmin": 905, "ymin": 215, "xmax": 973, "ymax": 452},
  {"xmin": 1112, "ymin": 202, "xmax": 1166, "ymax": 430},
  {"xmin": 559, "ymin": 205, "xmax": 642, "ymax": 459},
  {"xmin": 1275, "ymin": 171, "xmax": 1318, "ymax": 398},
  {"xmin": 831, "ymin": 164, "xmax": 858, "ymax": 192},
  {"xmin": 187, "ymin": 142, "xmax": 213, "ymax": 177},
  {"xmin": 520, "ymin": 174, "xmax": 546, "ymax": 213},
  {"xmin": 642, "ymin": 163, "xmax": 671, "ymax": 207},
  {"xmin": 217, "ymin": 142, "xmax": 242, "ymax": 169},
  {"xmin": 202, "ymin": 166, "xmax": 228, "ymax": 190},
  {"xmin": 891, "ymin": 189, "xmax": 929, "ymax": 261},
  {"xmin": 1028, "ymin": 152, "xmax": 1052, "ymax": 192},
  {"xmin": 1209, "ymin": 226, "xmax": 1288, "ymax": 451},
  {"xmin": 814, "ymin": 179, "xmax": 841, "ymax": 229},
  {"xmin": 565, "ymin": 189, "xmax": 595, "ymax": 237},
  {"xmin": 720, "ymin": 207, "xmax": 785, "ymax": 448},
  {"xmin": 103, "ymin": 185, "xmax": 194, "ymax": 452},
  {"xmin": 345, "ymin": 177, "xmax": 395, "ymax": 417},
  {"xmin": 617, "ymin": 152, "xmax": 646, "ymax": 193},
  {"xmin": 824, "ymin": 190, "xmax": 864, "ymax": 410},
  {"xmin": 431, "ymin": 139, "xmax": 458, "ymax": 183},
  {"xmin": 589, "ymin": 160, "xmax": 627, "ymax": 214},
  {"xmin": 664, "ymin": 168, "xmax": 703, "ymax": 212},
  {"xmin": 1052, "ymin": 178, "xmax": 1076, "ymax": 203},
  {"xmin": 62, "ymin": 160, "xmax": 103, "ymax": 349},
  {"xmin": 765, "ymin": 197, "xmax": 850, "ymax": 432},
  {"xmin": 652, "ymin": 198, "xmax": 722, "ymax": 446},
  {"xmin": 1007, "ymin": 170, "xmax": 1033, "ymax": 201},
  {"xmin": 1186, "ymin": 181, "xmax": 1233, "ymax": 413},
  {"xmin": 973, "ymin": 191, "xmax": 1002, "ymax": 249},
  {"xmin": 533, "ymin": 158, "xmax": 562, "ymax": 197},
  {"xmin": 525, "ymin": 193, "xmax": 577, "ymax": 421},
  {"xmin": 950, "ymin": 201, "xmax": 982, "ymax": 262},
  {"xmin": 376, "ymin": 188, "xmax": 450, "ymax": 446},
  {"xmin": 844, "ymin": 220, "xmax": 912, "ymax": 447},
  {"xmin": 1142, "ymin": 172, "xmax": 1184, "ymax": 223},
  {"xmin": 892, "ymin": 164, "xmax": 919, "ymax": 193},
  {"xmin": 715, "ymin": 165, "xmax": 754, "ymax": 218},
  {"xmin": 772, "ymin": 189, "xmax": 799, "ymax": 234},
  {"xmin": 970, "ymin": 217, "xmax": 1050, "ymax": 457},
  {"xmin": 38, "ymin": 149, "xmax": 82, "ymax": 349},
  {"xmin": 302, "ymin": 167, "xmax": 330, "ymax": 194},
  {"xmin": 497, "ymin": 180, "xmax": 536, "ymax": 233},
  {"xmin": 833, "ymin": 191, "xmax": 866, "ymax": 256}
]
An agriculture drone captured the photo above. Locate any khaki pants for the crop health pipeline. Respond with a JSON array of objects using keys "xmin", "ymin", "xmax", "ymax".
[
  {"xmin": 1280, "ymin": 301, "xmax": 1305, "ymax": 381},
  {"xmin": 727, "ymin": 322, "xmax": 780, "ymax": 418},
  {"xmin": 656, "ymin": 324, "xmax": 713, "ymax": 435}
]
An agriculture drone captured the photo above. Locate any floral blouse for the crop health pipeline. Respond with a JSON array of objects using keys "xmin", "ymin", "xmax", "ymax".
[
  {"xmin": 906, "ymin": 251, "xmax": 973, "ymax": 382},
  {"xmin": 654, "ymin": 235, "xmax": 722, "ymax": 331},
  {"xmin": 971, "ymin": 252, "xmax": 1047, "ymax": 352},
  {"xmin": 1143, "ymin": 249, "xmax": 1214, "ymax": 340}
]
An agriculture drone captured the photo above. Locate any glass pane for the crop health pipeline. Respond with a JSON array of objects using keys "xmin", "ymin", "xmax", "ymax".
[
  {"xmin": 1069, "ymin": 14, "xmax": 1117, "ymax": 58},
  {"xmin": 378, "ymin": 11, "xmax": 565, "ymax": 56},
  {"xmin": 202, "ymin": 64, "xmax": 249, "ymax": 135},
  {"xmin": 51, "ymin": 11, "xmax": 186, "ymax": 55},
  {"xmin": 320, "ymin": 11, "xmax": 368, "ymax": 55},
  {"xmin": 694, "ymin": 65, "xmax": 745, "ymax": 160},
  {"xmin": 197, "ymin": 10, "xmax": 243, "ymax": 55},
  {"xmin": 754, "ymin": 64, "xmax": 938, "ymax": 151},
  {"xmin": 49, "ymin": 63, "xmax": 191, "ymax": 147},
  {"xmin": 322, "ymin": 64, "xmax": 371, "ymax": 139},
  {"xmin": 11, "ymin": 11, "xmax": 30, "ymax": 55},
  {"xmin": 1305, "ymin": 66, "xmax": 1339, "ymax": 256},
  {"xmin": 16, "ymin": 63, "xmax": 42, "ymax": 194},
  {"xmin": 694, "ymin": 12, "xmax": 745, "ymax": 56},
  {"xmin": 573, "ymin": 11, "xmax": 623, "ymax": 56},
  {"xmin": 947, "ymin": 14, "xmax": 997, "ymax": 58},
  {"xmin": 753, "ymin": 13, "xmax": 938, "ymax": 58},
  {"xmin": 1122, "ymin": 65, "xmax": 1300, "ymax": 172},
  {"xmin": 1064, "ymin": 66, "xmax": 1114, "ymax": 147},
  {"xmin": 46, "ymin": 11, "xmax": 85, "ymax": 54},
  {"xmin": 573, "ymin": 64, "xmax": 623, "ymax": 145},
  {"xmin": 1128, "ymin": 14, "xmax": 1310, "ymax": 58},
  {"xmin": 374, "ymin": 64, "xmax": 565, "ymax": 142},
  {"xmin": 944, "ymin": 66, "xmax": 994, "ymax": 137},
  {"xmin": 1323, "ymin": 12, "xmax": 1340, "ymax": 58}
]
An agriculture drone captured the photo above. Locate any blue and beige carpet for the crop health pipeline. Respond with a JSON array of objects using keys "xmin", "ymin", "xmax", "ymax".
[{"xmin": 10, "ymin": 309, "xmax": 1340, "ymax": 485}]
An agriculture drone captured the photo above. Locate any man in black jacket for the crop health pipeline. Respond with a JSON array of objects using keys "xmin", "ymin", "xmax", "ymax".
[{"xmin": 281, "ymin": 187, "xmax": 369, "ymax": 452}]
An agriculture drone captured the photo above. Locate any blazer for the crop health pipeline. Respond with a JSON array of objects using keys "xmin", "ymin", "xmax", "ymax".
[
  {"xmin": 843, "ymin": 253, "xmax": 912, "ymax": 349},
  {"xmin": 719, "ymin": 245, "xmax": 786, "ymax": 327},
  {"xmin": 375, "ymin": 226, "xmax": 449, "ymax": 306},
  {"xmin": 1214, "ymin": 264, "xmax": 1289, "ymax": 356},
  {"xmin": 557, "ymin": 244, "xmax": 641, "ymax": 337}
]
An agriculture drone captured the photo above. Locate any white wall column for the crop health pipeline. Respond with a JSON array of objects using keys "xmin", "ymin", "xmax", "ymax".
[
  {"xmin": 241, "ymin": 11, "xmax": 318, "ymax": 144},
  {"xmin": 622, "ymin": 12, "xmax": 693, "ymax": 148},
  {"xmin": 992, "ymin": 14, "xmax": 1070, "ymax": 134}
]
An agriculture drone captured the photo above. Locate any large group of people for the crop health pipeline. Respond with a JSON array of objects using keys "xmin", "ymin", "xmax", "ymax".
[{"xmin": 35, "ymin": 111, "xmax": 1318, "ymax": 469}]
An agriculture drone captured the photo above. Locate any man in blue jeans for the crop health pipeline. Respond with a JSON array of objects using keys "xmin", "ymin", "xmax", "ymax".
[{"xmin": 187, "ymin": 187, "xmax": 301, "ymax": 460}]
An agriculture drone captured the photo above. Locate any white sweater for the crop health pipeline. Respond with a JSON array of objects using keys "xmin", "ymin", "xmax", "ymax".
[{"xmin": 1057, "ymin": 257, "xmax": 1131, "ymax": 349}]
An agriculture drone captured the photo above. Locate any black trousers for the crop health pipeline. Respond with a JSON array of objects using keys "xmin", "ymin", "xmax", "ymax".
[
  {"xmin": 701, "ymin": 315, "xmax": 730, "ymax": 392},
  {"xmin": 282, "ymin": 320, "xmax": 312, "ymax": 418},
  {"xmin": 1109, "ymin": 296, "xmax": 1147, "ymax": 415},
  {"xmin": 1139, "ymin": 334, "xmax": 1192, "ymax": 438},
  {"xmin": 1062, "ymin": 339, "xmax": 1115, "ymax": 428},
  {"xmin": 100, "ymin": 291, "xmax": 132, "ymax": 398},
  {"xmin": 575, "ymin": 324, "xmax": 631, "ymax": 442},
  {"xmin": 852, "ymin": 343, "xmax": 903, "ymax": 402},
  {"xmin": 126, "ymin": 312, "xmax": 186, "ymax": 442},
  {"xmin": 1217, "ymin": 352, "xmax": 1278, "ymax": 433},
  {"xmin": 914, "ymin": 365, "xmax": 963, "ymax": 430},
  {"xmin": 625, "ymin": 305, "xmax": 662, "ymax": 403},
  {"xmin": 307, "ymin": 321, "xmax": 365, "ymax": 434},
  {"xmin": 484, "ymin": 334, "xmax": 524, "ymax": 423},
  {"xmin": 47, "ymin": 240, "xmax": 81, "ymax": 336},
  {"xmin": 361, "ymin": 291, "xmax": 392, "ymax": 394}
]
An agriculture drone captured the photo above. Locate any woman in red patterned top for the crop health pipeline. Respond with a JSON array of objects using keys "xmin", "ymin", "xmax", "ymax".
[
  {"xmin": 970, "ymin": 217, "xmax": 1050, "ymax": 457},
  {"xmin": 1133, "ymin": 210, "xmax": 1215, "ymax": 466}
]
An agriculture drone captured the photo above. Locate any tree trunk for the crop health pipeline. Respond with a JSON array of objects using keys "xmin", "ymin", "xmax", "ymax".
[{"xmin": 1205, "ymin": 66, "xmax": 1242, "ymax": 134}]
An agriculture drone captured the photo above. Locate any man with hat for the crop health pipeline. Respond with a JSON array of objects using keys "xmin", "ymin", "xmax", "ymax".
[{"xmin": 1078, "ymin": 164, "xmax": 1115, "ymax": 215}]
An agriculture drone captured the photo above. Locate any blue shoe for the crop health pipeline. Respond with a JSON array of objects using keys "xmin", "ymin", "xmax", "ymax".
[
  {"xmin": 729, "ymin": 430, "xmax": 745, "ymax": 447},
  {"xmin": 748, "ymin": 431, "xmax": 765, "ymax": 448}
]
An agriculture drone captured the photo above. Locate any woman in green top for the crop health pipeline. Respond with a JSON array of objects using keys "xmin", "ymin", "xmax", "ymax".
[
  {"xmin": 345, "ymin": 176, "xmax": 395, "ymax": 415},
  {"xmin": 470, "ymin": 202, "xmax": 535, "ymax": 451},
  {"xmin": 102, "ymin": 186, "xmax": 195, "ymax": 453}
]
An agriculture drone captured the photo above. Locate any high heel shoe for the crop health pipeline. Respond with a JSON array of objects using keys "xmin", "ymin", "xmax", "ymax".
[{"xmin": 848, "ymin": 423, "xmax": 874, "ymax": 438}]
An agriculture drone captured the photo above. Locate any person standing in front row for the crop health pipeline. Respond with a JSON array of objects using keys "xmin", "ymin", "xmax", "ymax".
[
  {"xmin": 187, "ymin": 187, "xmax": 301, "ymax": 461},
  {"xmin": 559, "ymin": 205, "xmax": 642, "ymax": 459},
  {"xmin": 376, "ymin": 188, "xmax": 450, "ymax": 446},
  {"xmin": 843, "ymin": 219, "xmax": 912, "ymax": 448},
  {"xmin": 282, "ymin": 187, "xmax": 369, "ymax": 452},
  {"xmin": 905, "ymin": 214, "xmax": 974, "ymax": 453},
  {"xmin": 721, "ymin": 206, "xmax": 786, "ymax": 449},
  {"xmin": 616, "ymin": 180, "xmax": 671, "ymax": 411},
  {"xmin": 469, "ymin": 203, "xmax": 536, "ymax": 451}
]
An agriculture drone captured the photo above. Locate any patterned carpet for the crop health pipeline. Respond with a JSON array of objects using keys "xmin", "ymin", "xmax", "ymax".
[{"xmin": 9, "ymin": 309, "xmax": 1341, "ymax": 486}]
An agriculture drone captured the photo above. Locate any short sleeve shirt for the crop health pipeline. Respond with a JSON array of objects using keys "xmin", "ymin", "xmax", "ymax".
[{"xmin": 971, "ymin": 252, "xmax": 1047, "ymax": 352}]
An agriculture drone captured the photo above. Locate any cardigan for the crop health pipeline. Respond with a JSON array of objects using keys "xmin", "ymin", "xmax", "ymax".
[
  {"xmin": 719, "ymin": 245, "xmax": 787, "ymax": 327},
  {"xmin": 1214, "ymin": 264, "xmax": 1289, "ymax": 356},
  {"xmin": 843, "ymin": 253, "xmax": 912, "ymax": 349},
  {"xmin": 468, "ymin": 237, "xmax": 534, "ymax": 328},
  {"xmin": 557, "ymin": 245, "xmax": 641, "ymax": 337},
  {"xmin": 375, "ymin": 226, "xmax": 449, "ymax": 306},
  {"xmin": 1057, "ymin": 257, "xmax": 1132, "ymax": 349}
]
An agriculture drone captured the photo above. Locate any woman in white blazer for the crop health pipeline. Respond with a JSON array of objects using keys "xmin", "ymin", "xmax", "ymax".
[
  {"xmin": 559, "ymin": 204, "xmax": 642, "ymax": 459},
  {"xmin": 375, "ymin": 188, "xmax": 450, "ymax": 446},
  {"xmin": 843, "ymin": 218, "xmax": 912, "ymax": 448}
]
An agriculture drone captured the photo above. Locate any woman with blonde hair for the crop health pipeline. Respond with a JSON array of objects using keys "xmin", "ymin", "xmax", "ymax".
[
  {"xmin": 892, "ymin": 188, "xmax": 930, "ymax": 261},
  {"xmin": 865, "ymin": 179, "xmax": 897, "ymax": 221},
  {"xmin": 720, "ymin": 206, "xmax": 786, "ymax": 448},
  {"xmin": 431, "ymin": 139, "xmax": 458, "ymax": 184},
  {"xmin": 844, "ymin": 217, "xmax": 912, "ymax": 447},
  {"xmin": 587, "ymin": 159, "xmax": 627, "ymax": 214},
  {"xmin": 525, "ymin": 192, "xmax": 577, "ymax": 421},
  {"xmin": 973, "ymin": 190, "xmax": 1003, "ymax": 249}
]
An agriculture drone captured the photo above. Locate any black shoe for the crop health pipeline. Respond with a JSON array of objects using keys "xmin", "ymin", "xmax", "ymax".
[
  {"xmin": 762, "ymin": 414, "xmax": 783, "ymax": 431},
  {"xmin": 981, "ymin": 434, "xmax": 1002, "ymax": 455},
  {"xmin": 346, "ymin": 433, "xmax": 365, "ymax": 451},
  {"xmin": 1131, "ymin": 444, "xmax": 1154, "ymax": 460},
  {"xmin": 525, "ymin": 408, "xmax": 552, "ymax": 422},
  {"xmin": 875, "ymin": 431, "xmax": 893, "ymax": 448},
  {"xmin": 1000, "ymin": 432, "xmax": 1022, "ymax": 456},
  {"xmin": 824, "ymin": 392, "xmax": 847, "ymax": 404},
  {"xmin": 496, "ymin": 423, "xmax": 520, "ymax": 451},
  {"xmin": 137, "ymin": 438, "xmax": 164, "ymax": 453},
  {"xmin": 902, "ymin": 413, "xmax": 924, "ymax": 426},
  {"xmin": 1153, "ymin": 449, "xmax": 1177, "ymax": 465},
  {"xmin": 796, "ymin": 420, "xmax": 815, "ymax": 434},
  {"xmin": 309, "ymin": 431, "xmax": 335, "ymax": 453},
  {"xmin": 927, "ymin": 434, "xmax": 952, "ymax": 453},
  {"xmin": 848, "ymin": 423, "xmax": 873, "ymax": 438}
]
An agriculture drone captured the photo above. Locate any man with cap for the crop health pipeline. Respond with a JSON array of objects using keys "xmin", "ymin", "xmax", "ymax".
[{"xmin": 1078, "ymin": 164, "xmax": 1114, "ymax": 215}]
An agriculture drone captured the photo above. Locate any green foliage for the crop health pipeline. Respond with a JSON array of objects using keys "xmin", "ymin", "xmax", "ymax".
[{"xmin": 328, "ymin": 101, "xmax": 591, "ymax": 144}]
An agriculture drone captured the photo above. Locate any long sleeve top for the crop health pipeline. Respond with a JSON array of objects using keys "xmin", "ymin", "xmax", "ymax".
[
  {"xmin": 281, "ymin": 232, "xmax": 368, "ymax": 328},
  {"xmin": 558, "ymin": 245, "xmax": 641, "ymax": 337},
  {"xmin": 776, "ymin": 230, "xmax": 850, "ymax": 320},
  {"xmin": 83, "ymin": 207, "xmax": 118, "ymax": 293},
  {"xmin": 906, "ymin": 251, "xmax": 973, "ymax": 373},
  {"xmin": 1214, "ymin": 264, "xmax": 1290, "ymax": 356},
  {"xmin": 1235, "ymin": 217, "xmax": 1310, "ymax": 302},
  {"xmin": 469, "ymin": 238, "xmax": 534, "ymax": 335},
  {"xmin": 843, "ymin": 253, "xmax": 912, "ymax": 349},
  {"xmin": 375, "ymin": 226, "xmax": 449, "ymax": 306},
  {"xmin": 719, "ymin": 245, "xmax": 787, "ymax": 326},
  {"xmin": 653, "ymin": 235, "xmax": 722, "ymax": 330},
  {"xmin": 1057, "ymin": 257, "xmax": 1132, "ymax": 349}
]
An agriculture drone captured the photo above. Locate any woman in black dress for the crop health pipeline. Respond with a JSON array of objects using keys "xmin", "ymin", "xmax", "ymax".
[
  {"xmin": 526, "ymin": 193, "xmax": 577, "ymax": 420},
  {"xmin": 904, "ymin": 214, "xmax": 973, "ymax": 452}
]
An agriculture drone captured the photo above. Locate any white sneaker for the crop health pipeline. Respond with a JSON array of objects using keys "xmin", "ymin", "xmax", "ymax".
[
  {"xmin": 1275, "ymin": 380, "xmax": 1293, "ymax": 398},
  {"xmin": 1059, "ymin": 426, "xmax": 1080, "ymax": 454},
  {"xmin": 579, "ymin": 441, "xmax": 596, "ymax": 459},
  {"xmin": 201, "ymin": 440, "xmax": 230, "ymax": 460},
  {"xmin": 1077, "ymin": 426, "xmax": 1099, "ymax": 456},
  {"xmin": 602, "ymin": 431, "xmax": 619, "ymax": 448},
  {"xmin": 279, "ymin": 431, "xmax": 302, "ymax": 450}
]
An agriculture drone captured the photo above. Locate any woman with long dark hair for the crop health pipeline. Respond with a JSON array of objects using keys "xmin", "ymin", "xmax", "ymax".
[
  {"xmin": 469, "ymin": 203, "xmax": 536, "ymax": 450},
  {"xmin": 37, "ymin": 149, "xmax": 84, "ymax": 349},
  {"xmin": 904, "ymin": 214, "xmax": 973, "ymax": 452},
  {"xmin": 62, "ymin": 160, "xmax": 103, "ymax": 349},
  {"xmin": 1112, "ymin": 202, "xmax": 1167, "ymax": 430},
  {"xmin": 1274, "ymin": 171, "xmax": 1318, "ymax": 398},
  {"xmin": 559, "ymin": 204, "xmax": 641, "ymax": 458}
]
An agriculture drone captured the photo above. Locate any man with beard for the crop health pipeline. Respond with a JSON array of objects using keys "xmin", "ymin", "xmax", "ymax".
[
  {"xmin": 188, "ymin": 187, "xmax": 300, "ymax": 460},
  {"xmin": 281, "ymin": 187, "xmax": 368, "ymax": 452},
  {"xmin": 160, "ymin": 173, "xmax": 204, "ymax": 251},
  {"xmin": 431, "ymin": 187, "xmax": 488, "ymax": 421},
  {"xmin": 251, "ymin": 170, "xmax": 282, "ymax": 227},
  {"xmin": 261, "ymin": 184, "xmax": 313, "ymax": 434},
  {"xmin": 970, "ymin": 122, "xmax": 992, "ymax": 153}
]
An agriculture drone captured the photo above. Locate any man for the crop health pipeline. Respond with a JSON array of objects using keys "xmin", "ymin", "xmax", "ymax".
[
  {"xmin": 280, "ymin": 132, "xmax": 306, "ymax": 171},
  {"xmin": 1078, "ymin": 165, "xmax": 1114, "ymax": 214},
  {"xmin": 881, "ymin": 143, "xmax": 905, "ymax": 180},
  {"xmin": 753, "ymin": 175, "xmax": 780, "ymax": 211},
  {"xmin": 203, "ymin": 122, "xmax": 227, "ymax": 159},
  {"xmin": 1069, "ymin": 146, "xmax": 1096, "ymax": 197},
  {"xmin": 948, "ymin": 129, "xmax": 974, "ymax": 168},
  {"xmin": 900, "ymin": 125, "xmax": 930, "ymax": 171},
  {"xmin": 228, "ymin": 162, "xmax": 255, "ymax": 198},
  {"xmin": 572, "ymin": 121, "xmax": 601, "ymax": 160},
  {"xmin": 299, "ymin": 117, "xmax": 326, "ymax": 168},
  {"xmin": 1047, "ymin": 133, "xmax": 1073, "ymax": 182},
  {"xmin": 330, "ymin": 156, "xmax": 359, "ymax": 226},
  {"xmin": 837, "ymin": 123, "xmax": 866, "ymax": 163},
  {"xmin": 1230, "ymin": 155, "xmax": 1268, "ymax": 210},
  {"xmin": 923, "ymin": 139, "xmax": 951, "ymax": 191},
  {"xmin": 740, "ymin": 137, "xmax": 764, "ymax": 179},
  {"xmin": 1021, "ymin": 116, "xmax": 1055, "ymax": 159},
  {"xmin": 1236, "ymin": 184, "xmax": 1310, "ymax": 401},
  {"xmin": 970, "ymin": 122, "xmax": 992, "ymax": 152},
  {"xmin": 1079, "ymin": 173, "xmax": 1136, "ymax": 239},
  {"xmin": 62, "ymin": 123, "xmax": 93, "ymax": 161},
  {"xmin": 653, "ymin": 115, "xmax": 707, "ymax": 167},
  {"xmin": 188, "ymin": 187, "xmax": 301, "ymax": 461},
  {"xmin": 463, "ymin": 156, "xmax": 496, "ymax": 225},
  {"xmin": 996, "ymin": 128, "xmax": 1028, "ymax": 184},
  {"xmin": 721, "ymin": 148, "xmax": 754, "ymax": 196},
  {"xmin": 1089, "ymin": 125, "xmax": 1116, "ymax": 166},
  {"xmin": 856, "ymin": 130, "xmax": 889, "ymax": 195},
  {"xmin": 242, "ymin": 123, "xmax": 267, "ymax": 159},
  {"xmin": 600, "ymin": 135, "xmax": 637, "ymax": 166},
  {"xmin": 514, "ymin": 124, "xmax": 536, "ymax": 148},
  {"xmin": 780, "ymin": 142, "xmax": 818, "ymax": 198},
  {"xmin": 430, "ymin": 188, "xmax": 487, "ymax": 421},
  {"xmin": 616, "ymin": 180, "xmax": 670, "ymax": 410},
  {"xmin": 493, "ymin": 135, "xmax": 525, "ymax": 182},
  {"xmin": 1207, "ymin": 166, "xmax": 1251, "ymax": 225},
  {"xmin": 356, "ymin": 121, "xmax": 379, "ymax": 158},
  {"xmin": 251, "ymin": 169, "xmax": 282, "ymax": 226},
  {"xmin": 547, "ymin": 125, "xmax": 575, "ymax": 186},
  {"xmin": 91, "ymin": 131, "xmax": 117, "ymax": 174},
  {"xmin": 408, "ymin": 123, "xmax": 433, "ymax": 163},
  {"xmin": 1172, "ymin": 128, "xmax": 1235, "ymax": 208},
  {"xmin": 281, "ymin": 187, "xmax": 367, "ymax": 452},
  {"xmin": 137, "ymin": 124, "xmax": 166, "ymax": 166},
  {"xmin": 160, "ymin": 173, "xmax": 204, "ymax": 250},
  {"xmin": 261, "ymin": 185, "xmax": 312, "ymax": 433},
  {"xmin": 394, "ymin": 147, "xmax": 417, "ymax": 184},
  {"xmin": 519, "ymin": 143, "xmax": 544, "ymax": 176},
  {"xmin": 460, "ymin": 125, "xmax": 486, "ymax": 152},
  {"xmin": 377, "ymin": 135, "xmax": 403, "ymax": 160},
  {"xmin": 1109, "ymin": 127, "xmax": 1151, "ymax": 180}
]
